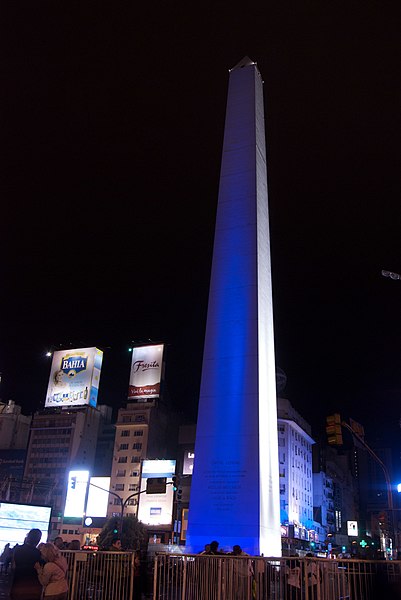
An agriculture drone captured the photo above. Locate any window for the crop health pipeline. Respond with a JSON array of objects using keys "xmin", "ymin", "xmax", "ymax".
[
  {"xmin": 113, "ymin": 498, "xmax": 120, "ymax": 505},
  {"xmin": 131, "ymin": 457, "xmax": 141, "ymax": 463},
  {"xmin": 126, "ymin": 498, "xmax": 137, "ymax": 506},
  {"xmin": 132, "ymin": 443, "xmax": 142, "ymax": 450},
  {"xmin": 131, "ymin": 471, "xmax": 139, "ymax": 477},
  {"xmin": 116, "ymin": 470, "xmax": 126, "ymax": 477},
  {"xmin": 119, "ymin": 443, "xmax": 129, "ymax": 450},
  {"xmin": 121, "ymin": 430, "xmax": 130, "ymax": 437},
  {"xmin": 118, "ymin": 456, "xmax": 127, "ymax": 463},
  {"xmin": 129, "ymin": 484, "xmax": 139, "ymax": 492},
  {"xmin": 134, "ymin": 415, "xmax": 146, "ymax": 423},
  {"xmin": 122, "ymin": 416, "xmax": 132, "ymax": 423},
  {"xmin": 115, "ymin": 484, "xmax": 124, "ymax": 491},
  {"xmin": 134, "ymin": 431, "xmax": 143, "ymax": 437}
]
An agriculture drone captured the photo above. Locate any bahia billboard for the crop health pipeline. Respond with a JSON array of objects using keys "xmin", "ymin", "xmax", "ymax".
[
  {"xmin": 128, "ymin": 344, "xmax": 164, "ymax": 402},
  {"xmin": 45, "ymin": 347, "xmax": 103, "ymax": 409}
]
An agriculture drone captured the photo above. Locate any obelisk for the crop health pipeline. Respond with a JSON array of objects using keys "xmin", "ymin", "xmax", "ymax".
[{"xmin": 186, "ymin": 57, "xmax": 281, "ymax": 556}]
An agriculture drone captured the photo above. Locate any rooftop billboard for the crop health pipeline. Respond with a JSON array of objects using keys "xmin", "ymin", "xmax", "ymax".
[
  {"xmin": 128, "ymin": 344, "xmax": 164, "ymax": 402},
  {"xmin": 45, "ymin": 347, "xmax": 103, "ymax": 408}
]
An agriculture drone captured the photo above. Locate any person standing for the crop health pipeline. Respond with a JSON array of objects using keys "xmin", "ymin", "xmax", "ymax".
[
  {"xmin": 35, "ymin": 542, "xmax": 68, "ymax": 600},
  {"xmin": 10, "ymin": 528, "xmax": 43, "ymax": 600},
  {"xmin": 109, "ymin": 538, "xmax": 122, "ymax": 551}
]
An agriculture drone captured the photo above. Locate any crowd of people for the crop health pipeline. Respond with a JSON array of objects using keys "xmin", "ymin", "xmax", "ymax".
[
  {"xmin": 199, "ymin": 540, "xmax": 249, "ymax": 556},
  {"xmin": 1, "ymin": 531, "xmax": 144, "ymax": 600}
]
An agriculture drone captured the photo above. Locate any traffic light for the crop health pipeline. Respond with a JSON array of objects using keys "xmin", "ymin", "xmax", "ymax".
[
  {"xmin": 177, "ymin": 486, "xmax": 183, "ymax": 501},
  {"xmin": 326, "ymin": 414, "xmax": 343, "ymax": 445},
  {"xmin": 112, "ymin": 519, "xmax": 119, "ymax": 535},
  {"xmin": 172, "ymin": 476, "xmax": 178, "ymax": 492},
  {"xmin": 378, "ymin": 512, "xmax": 388, "ymax": 531}
]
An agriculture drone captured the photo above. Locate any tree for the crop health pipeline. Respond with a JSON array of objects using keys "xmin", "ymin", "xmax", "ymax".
[{"xmin": 98, "ymin": 515, "xmax": 147, "ymax": 550}]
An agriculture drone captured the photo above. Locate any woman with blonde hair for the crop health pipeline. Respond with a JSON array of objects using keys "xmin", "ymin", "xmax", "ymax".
[{"xmin": 34, "ymin": 542, "xmax": 68, "ymax": 600}]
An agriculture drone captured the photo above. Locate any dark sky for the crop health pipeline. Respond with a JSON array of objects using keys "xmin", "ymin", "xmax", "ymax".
[{"xmin": 1, "ymin": 3, "xmax": 401, "ymax": 458}]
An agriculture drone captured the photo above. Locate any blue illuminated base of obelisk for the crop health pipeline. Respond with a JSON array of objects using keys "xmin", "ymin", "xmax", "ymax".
[{"xmin": 186, "ymin": 58, "xmax": 281, "ymax": 556}]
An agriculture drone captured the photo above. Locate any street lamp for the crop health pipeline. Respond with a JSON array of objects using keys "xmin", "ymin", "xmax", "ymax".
[{"xmin": 381, "ymin": 270, "xmax": 401, "ymax": 280}]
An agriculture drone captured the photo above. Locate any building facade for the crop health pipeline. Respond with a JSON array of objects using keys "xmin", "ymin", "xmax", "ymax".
[
  {"xmin": 277, "ymin": 398, "xmax": 314, "ymax": 542},
  {"xmin": 0, "ymin": 401, "xmax": 31, "ymax": 449},
  {"xmin": 23, "ymin": 405, "xmax": 106, "ymax": 541},
  {"xmin": 108, "ymin": 398, "xmax": 171, "ymax": 520}
]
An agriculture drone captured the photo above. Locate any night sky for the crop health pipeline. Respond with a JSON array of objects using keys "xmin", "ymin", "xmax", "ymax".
[{"xmin": 2, "ymin": 3, "xmax": 401, "ymax": 464}]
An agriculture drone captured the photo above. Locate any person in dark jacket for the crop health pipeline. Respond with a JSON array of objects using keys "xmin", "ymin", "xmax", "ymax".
[{"xmin": 10, "ymin": 529, "xmax": 43, "ymax": 600}]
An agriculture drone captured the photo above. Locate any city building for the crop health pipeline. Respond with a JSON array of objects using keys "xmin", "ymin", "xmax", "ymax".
[
  {"xmin": 92, "ymin": 404, "xmax": 115, "ymax": 476},
  {"xmin": 312, "ymin": 440, "xmax": 360, "ymax": 555},
  {"xmin": 352, "ymin": 442, "xmax": 392, "ymax": 554},
  {"xmin": 0, "ymin": 400, "xmax": 31, "ymax": 449},
  {"xmin": 312, "ymin": 470, "xmax": 335, "ymax": 544},
  {"xmin": 0, "ymin": 400, "xmax": 31, "ymax": 502},
  {"xmin": 277, "ymin": 397, "xmax": 314, "ymax": 551},
  {"xmin": 23, "ymin": 404, "xmax": 109, "ymax": 542},
  {"xmin": 107, "ymin": 395, "xmax": 173, "ymax": 521}
]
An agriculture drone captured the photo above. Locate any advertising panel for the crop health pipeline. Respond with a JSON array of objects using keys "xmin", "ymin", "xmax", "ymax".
[
  {"xmin": 86, "ymin": 477, "xmax": 110, "ymax": 518},
  {"xmin": 64, "ymin": 470, "xmax": 89, "ymax": 518},
  {"xmin": 183, "ymin": 449, "xmax": 195, "ymax": 475},
  {"xmin": 347, "ymin": 520, "xmax": 358, "ymax": 537},
  {"xmin": 45, "ymin": 347, "xmax": 103, "ymax": 408},
  {"xmin": 128, "ymin": 344, "xmax": 164, "ymax": 402},
  {"xmin": 137, "ymin": 460, "xmax": 176, "ymax": 526},
  {"xmin": 0, "ymin": 502, "xmax": 51, "ymax": 551}
]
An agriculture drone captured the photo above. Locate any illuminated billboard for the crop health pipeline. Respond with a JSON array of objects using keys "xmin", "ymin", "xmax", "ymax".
[
  {"xmin": 137, "ymin": 460, "xmax": 175, "ymax": 526},
  {"xmin": 64, "ymin": 470, "xmax": 89, "ymax": 518},
  {"xmin": 183, "ymin": 449, "xmax": 194, "ymax": 475},
  {"xmin": 347, "ymin": 520, "xmax": 358, "ymax": 537},
  {"xmin": 128, "ymin": 344, "xmax": 164, "ymax": 402},
  {"xmin": 86, "ymin": 477, "xmax": 110, "ymax": 518},
  {"xmin": 0, "ymin": 502, "xmax": 51, "ymax": 550},
  {"xmin": 45, "ymin": 347, "xmax": 103, "ymax": 408}
]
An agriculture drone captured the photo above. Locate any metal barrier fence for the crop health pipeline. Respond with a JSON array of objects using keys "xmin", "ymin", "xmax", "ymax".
[
  {"xmin": 153, "ymin": 553, "xmax": 401, "ymax": 600},
  {"xmin": 61, "ymin": 550, "xmax": 136, "ymax": 600}
]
